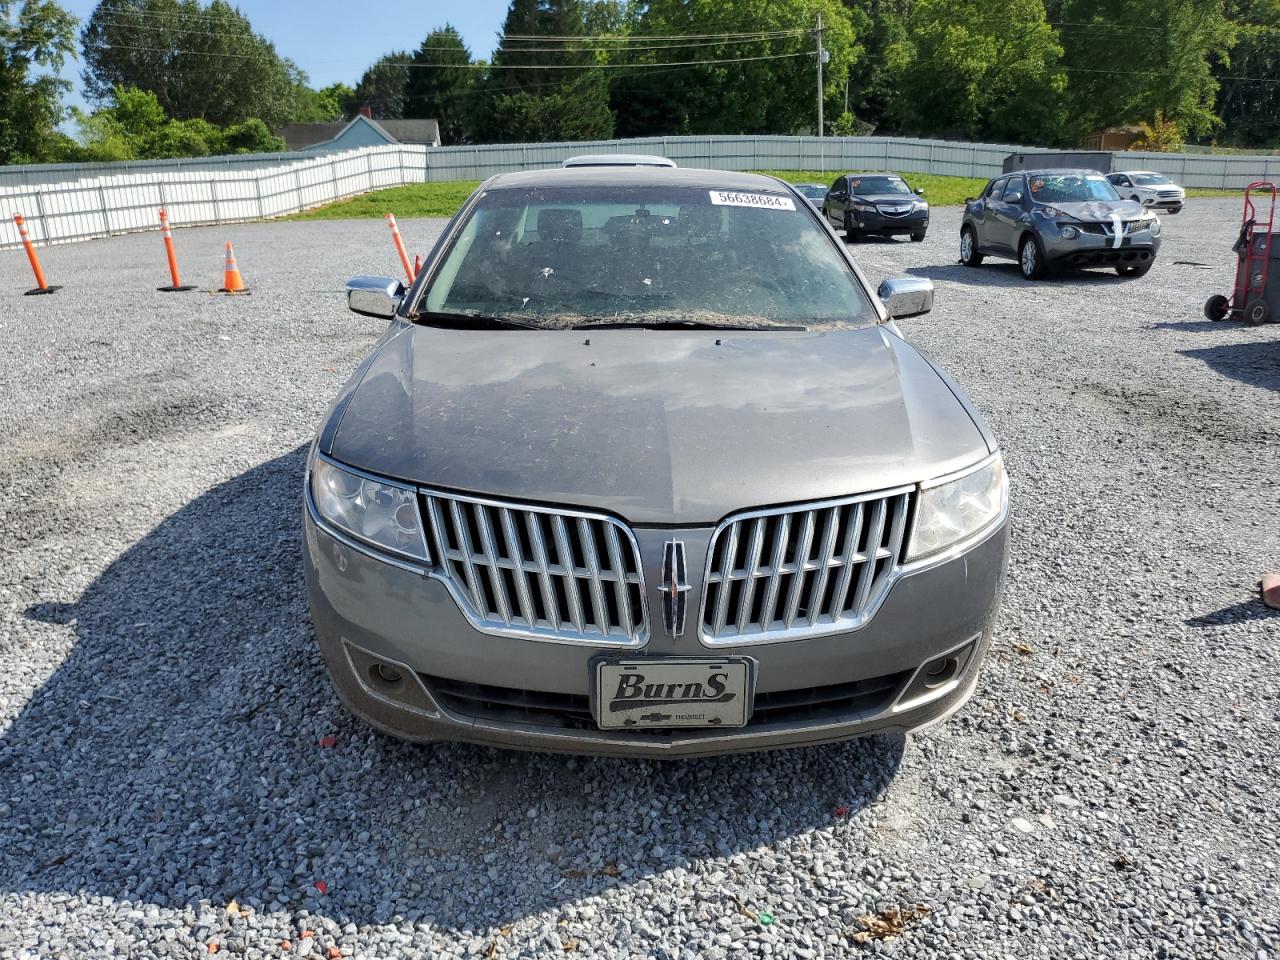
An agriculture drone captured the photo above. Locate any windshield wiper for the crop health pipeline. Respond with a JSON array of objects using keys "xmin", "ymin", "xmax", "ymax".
[
  {"xmin": 414, "ymin": 310, "xmax": 545, "ymax": 330},
  {"xmin": 570, "ymin": 318, "xmax": 809, "ymax": 332}
]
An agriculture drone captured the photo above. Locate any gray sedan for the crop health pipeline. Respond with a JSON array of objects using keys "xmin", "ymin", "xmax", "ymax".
[
  {"xmin": 960, "ymin": 169, "xmax": 1162, "ymax": 279},
  {"xmin": 304, "ymin": 168, "xmax": 1008, "ymax": 756}
]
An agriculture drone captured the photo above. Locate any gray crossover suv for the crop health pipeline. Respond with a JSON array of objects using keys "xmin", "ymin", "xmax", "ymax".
[
  {"xmin": 304, "ymin": 167, "xmax": 1009, "ymax": 757},
  {"xmin": 960, "ymin": 169, "xmax": 1161, "ymax": 279}
]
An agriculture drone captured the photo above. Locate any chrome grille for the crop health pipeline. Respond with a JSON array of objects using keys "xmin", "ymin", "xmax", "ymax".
[
  {"xmin": 700, "ymin": 488, "xmax": 914, "ymax": 645},
  {"xmin": 422, "ymin": 492, "xmax": 646, "ymax": 646}
]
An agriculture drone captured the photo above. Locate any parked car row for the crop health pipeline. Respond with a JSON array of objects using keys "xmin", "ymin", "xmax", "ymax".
[{"xmin": 799, "ymin": 168, "xmax": 1177, "ymax": 280}]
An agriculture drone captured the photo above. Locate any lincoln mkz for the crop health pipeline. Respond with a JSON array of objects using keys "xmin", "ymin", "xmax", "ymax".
[{"xmin": 303, "ymin": 167, "xmax": 1009, "ymax": 757}]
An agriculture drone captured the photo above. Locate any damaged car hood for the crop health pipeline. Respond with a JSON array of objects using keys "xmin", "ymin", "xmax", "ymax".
[
  {"xmin": 327, "ymin": 324, "xmax": 990, "ymax": 526},
  {"xmin": 1041, "ymin": 199, "xmax": 1145, "ymax": 222}
]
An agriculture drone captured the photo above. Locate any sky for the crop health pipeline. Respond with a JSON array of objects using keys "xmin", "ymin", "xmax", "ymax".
[{"xmin": 55, "ymin": 0, "xmax": 511, "ymax": 110}]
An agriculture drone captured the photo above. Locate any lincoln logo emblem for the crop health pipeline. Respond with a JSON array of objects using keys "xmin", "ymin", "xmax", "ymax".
[{"xmin": 658, "ymin": 540, "xmax": 690, "ymax": 637}]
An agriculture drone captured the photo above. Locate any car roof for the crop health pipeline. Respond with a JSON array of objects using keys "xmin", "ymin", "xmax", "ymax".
[
  {"xmin": 840, "ymin": 171, "xmax": 903, "ymax": 177},
  {"xmin": 793, "ymin": 182, "xmax": 827, "ymax": 188},
  {"xmin": 486, "ymin": 167, "xmax": 793, "ymax": 192},
  {"xmin": 1007, "ymin": 168, "xmax": 1111, "ymax": 178},
  {"xmin": 561, "ymin": 153, "xmax": 677, "ymax": 168},
  {"xmin": 1110, "ymin": 170, "xmax": 1161, "ymax": 176}
]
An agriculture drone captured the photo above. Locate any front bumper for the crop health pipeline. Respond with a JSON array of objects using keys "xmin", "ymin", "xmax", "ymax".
[
  {"xmin": 850, "ymin": 208, "xmax": 929, "ymax": 235},
  {"xmin": 1043, "ymin": 229, "xmax": 1161, "ymax": 268},
  {"xmin": 303, "ymin": 495, "xmax": 1008, "ymax": 757}
]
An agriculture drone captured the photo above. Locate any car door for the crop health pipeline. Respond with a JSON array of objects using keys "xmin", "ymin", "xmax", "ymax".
[
  {"xmin": 987, "ymin": 175, "xmax": 1027, "ymax": 253},
  {"xmin": 825, "ymin": 176, "xmax": 847, "ymax": 227},
  {"xmin": 1110, "ymin": 175, "xmax": 1135, "ymax": 200},
  {"xmin": 972, "ymin": 177, "xmax": 1006, "ymax": 251}
]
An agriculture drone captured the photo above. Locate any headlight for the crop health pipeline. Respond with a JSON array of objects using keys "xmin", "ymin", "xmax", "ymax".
[
  {"xmin": 913, "ymin": 201, "xmax": 929, "ymax": 213},
  {"xmin": 309, "ymin": 455, "xmax": 429, "ymax": 561},
  {"xmin": 1147, "ymin": 216, "xmax": 1161, "ymax": 237},
  {"xmin": 1060, "ymin": 225, "xmax": 1080, "ymax": 239},
  {"xmin": 907, "ymin": 455, "xmax": 1007, "ymax": 561}
]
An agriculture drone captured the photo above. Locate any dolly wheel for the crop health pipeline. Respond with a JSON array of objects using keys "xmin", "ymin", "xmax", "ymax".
[
  {"xmin": 1203, "ymin": 294, "xmax": 1231, "ymax": 322},
  {"xmin": 1244, "ymin": 298, "xmax": 1269, "ymax": 326}
]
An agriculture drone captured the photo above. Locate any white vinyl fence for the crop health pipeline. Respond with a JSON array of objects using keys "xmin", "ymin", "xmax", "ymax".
[{"xmin": 2, "ymin": 135, "xmax": 1277, "ymax": 249}]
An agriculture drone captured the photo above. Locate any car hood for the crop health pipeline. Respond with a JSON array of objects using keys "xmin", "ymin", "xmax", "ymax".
[
  {"xmin": 856, "ymin": 193, "xmax": 921, "ymax": 206},
  {"xmin": 1043, "ymin": 199, "xmax": 1145, "ymax": 221},
  {"xmin": 327, "ymin": 324, "xmax": 989, "ymax": 526}
]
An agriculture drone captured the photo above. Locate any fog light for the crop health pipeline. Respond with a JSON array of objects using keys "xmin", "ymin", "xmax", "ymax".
[
  {"xmin": 1061, "ymin": 225, "xmax": 1079, "ymax": 240},
  {"xmin": 922, "ymin": 655, "xmax": 959, "ymax": 689},
  {"xmin": 892, "ymin": 636, "xmax": 979, "ymax": 713},
  {"xmin": 373, "ymin": 663, "xmax": 403, "ymax": 684}
]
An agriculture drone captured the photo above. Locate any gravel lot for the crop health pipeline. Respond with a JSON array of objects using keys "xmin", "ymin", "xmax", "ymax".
[{"xmin": 1, "ymin": 200, "xmax": 1277, "ymax": 960}]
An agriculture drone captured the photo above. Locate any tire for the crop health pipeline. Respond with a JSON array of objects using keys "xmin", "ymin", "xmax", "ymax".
[
  {"xmin": 1116, "ymin": 262, "xmax": 1152, "ymax": 278},
  {"xmin": 1244, "ymin": 298, "xmax": 1270, "ymax": 326},
  {"xmin": 842, "ymin": 212, "xmax": 860, "ymax": 243},
  {"xmin": 959, "ymin": 226, "xmax": 983, "ymax": 266},
  {"xmin": 1018, "ymin": 234, "xmax": 1047, "ymax": 280},
  {"xmin": 1169, "ymin": 206, "xmax": 1182, "ymax": 215},
  {"xmin": 1203, "ymin": 294, "xmax": 1231, "ymax": 322},
  {"xmin": 910, "ymin": 231, "xmax": 926, "ymax": 243},
  {"xmin": 1131, "ymin": 195, "xmax": 1142, "ymax": 204}
]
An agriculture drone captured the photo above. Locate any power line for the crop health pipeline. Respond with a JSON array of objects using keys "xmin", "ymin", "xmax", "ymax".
[
  {"xmin": 94, "ymin": 43, "xmax": 817, "ymax": 71},
  {"xmin": 89, "ymin": 19, "xmax": 813, "ymax": 56}
]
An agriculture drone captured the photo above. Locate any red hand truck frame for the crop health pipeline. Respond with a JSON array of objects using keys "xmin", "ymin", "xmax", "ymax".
[{"xmin": 1204, "ymin": 180, "xmax": 1276, "ymax": 325}]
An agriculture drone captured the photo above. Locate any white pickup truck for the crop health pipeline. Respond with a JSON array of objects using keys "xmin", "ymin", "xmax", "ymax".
[{"xmin": 1106, "ymin": 171, "xmax": 1185, "ymax": 214}]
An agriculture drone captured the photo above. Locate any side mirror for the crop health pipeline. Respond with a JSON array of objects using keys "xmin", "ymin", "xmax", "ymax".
[
  {"xmin": 1004, "ymin": 190, "xmax": 1024, "ymax": 204},
  {"xmin": 915, "ymin": 187, "xmax": 926, "ymax": 196},
  {"xmin": 347, "ymin": 276, "xmax": 405, "ymax": 318},
  {"xmin": 877, "ymin": 276, "xmax": 934, "ymax": 320}
]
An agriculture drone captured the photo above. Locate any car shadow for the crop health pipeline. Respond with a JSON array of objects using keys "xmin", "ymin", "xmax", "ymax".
[
  {"xmin": 1180, "ymin": 339, "xmax": 1280, "ymax": 392},
  {"xmin": 3, "ymin": 446, "xmax": 905, "ymax": 931},
  {"xmin": 904, "ymin": 263, "xmax": 1128, "ymax": 289}
]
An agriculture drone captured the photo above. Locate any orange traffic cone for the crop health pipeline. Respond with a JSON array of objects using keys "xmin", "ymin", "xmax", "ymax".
[{"xmin": 218, "ymin": 241, "xmax": 249, "ymax": 294}]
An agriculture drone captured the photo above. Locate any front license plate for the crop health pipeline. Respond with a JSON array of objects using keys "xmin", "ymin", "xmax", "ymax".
[{"xmin": 594, "ymin": 659, "xmax": 753, "ymax": 730}]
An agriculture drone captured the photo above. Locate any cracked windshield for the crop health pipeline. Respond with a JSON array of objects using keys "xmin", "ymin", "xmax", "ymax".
[{"xmin": 421, "ymin": 185, "xmax": 875, "ymax": 329}]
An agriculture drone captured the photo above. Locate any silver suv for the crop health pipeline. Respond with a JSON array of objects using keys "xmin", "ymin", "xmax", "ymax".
[{"xmin": 304, "ymin": 168, "xmax": 1009, "ymax": 756}]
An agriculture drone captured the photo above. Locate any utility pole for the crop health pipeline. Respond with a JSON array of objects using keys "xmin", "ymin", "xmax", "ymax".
[{"xmin": 816, "ymin": 11, "xmax": 824, "ymax": 137}]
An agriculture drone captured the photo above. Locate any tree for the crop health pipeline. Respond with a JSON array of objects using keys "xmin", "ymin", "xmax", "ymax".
[
  {"xmin": 404, "ymin": 24, "xmax": 475, "ymax": 143},
  {"xmin": 81, "ymin": 0, "xmax": 307, "ymax": 128},
  {"xmin": 0, "ymin": 0, "xmax": 78, "ymax": 165},
  {"xmin": 842, "ymin": 0, "xmax": 907, "ymax": 132},
  {"xmin": 292, "ymin": 81, "xmax": 354, "ymax": 123},
  {"xmin": 71, "ymin": 84, "xmax": 284, "ymax": 160},
  {"xmin": 351, "ymin": 52, "xmax": 411, "ymax": 118},
  {"xmin": 884, "ymin": 0, "xmax": 1066, "ymax": 144},
  {"xmin": 609, "ymin": 0, "xmax": 860, "ymax": 138},
  {"xmin": 1214, "ymin": 0, "xmax": 1280, "ymax": 146},
  {"xmin": 1060, "ymin": 0, "xmax": 1235, "ymax": 141},
  {"xmin": 472, "ymin": 0, "xmax": 614, "ymax": 142}
]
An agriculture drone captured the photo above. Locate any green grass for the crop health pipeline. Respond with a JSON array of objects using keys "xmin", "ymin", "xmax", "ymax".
[
  {"xmin": 287, "ymin": 181, "xmax": 481, "ymax": 220},
  {"xmin": 285, "ymin": 169, "xmax": 991, "ymax": 221},
  {"xmin": 284, "ymin": 168, "xmax": 1240, "ymax": 222}
]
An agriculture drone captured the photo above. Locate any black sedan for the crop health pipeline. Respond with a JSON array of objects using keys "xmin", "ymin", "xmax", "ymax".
[{"xmin": 823, "ymin": 172, "xmax": 929, "ymax": 242}]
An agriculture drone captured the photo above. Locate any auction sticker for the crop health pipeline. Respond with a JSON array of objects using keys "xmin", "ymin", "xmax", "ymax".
[{"xmin": 708, "ymin": 190, "xmax": 796, "ymax": 211}]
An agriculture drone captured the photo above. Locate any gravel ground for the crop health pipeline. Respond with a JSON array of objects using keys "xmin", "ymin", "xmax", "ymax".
[{"xmin": 1, "ymin": 201, "xmax": 1277, "ymax": 960}]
